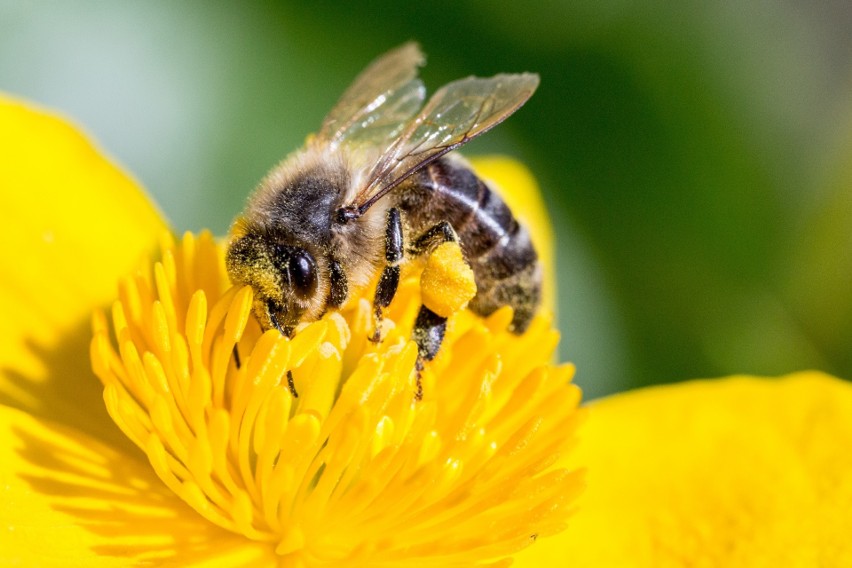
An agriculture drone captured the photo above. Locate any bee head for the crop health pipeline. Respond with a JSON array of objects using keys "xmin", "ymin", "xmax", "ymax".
[{"xmin": 226, "ymin": 228, "xmax": 321, "ymax": 332}]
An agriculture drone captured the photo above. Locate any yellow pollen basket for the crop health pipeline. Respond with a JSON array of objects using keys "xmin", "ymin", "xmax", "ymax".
[
  {"xmin": 90, "ymin": 230, "xmax": 583, "ymax": 567},
  {"xmin": 420, "ymin": 241, "xmax": 478, "ymax": 318}
]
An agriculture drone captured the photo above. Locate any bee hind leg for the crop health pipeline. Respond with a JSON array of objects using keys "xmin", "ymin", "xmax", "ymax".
[
  {"xmin": 407, "ymin": 220, "xmax": 458, "ymax": 256},
  {"xmin": 408, "ymin": 220, "xmax": 477, "ymax": 401},
  {"xmin": 411, "ymin": 306, "xmax": 447, "ymax": 400}
]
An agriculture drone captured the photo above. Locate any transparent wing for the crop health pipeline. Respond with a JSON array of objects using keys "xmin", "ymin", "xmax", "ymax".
[
  {"xmin": 316, "ymin": 42, "xmax": 427, "ymax": 150},
  {"xmin": 351, "ymin": 73, "xmax": 540, "ymax": 213}
]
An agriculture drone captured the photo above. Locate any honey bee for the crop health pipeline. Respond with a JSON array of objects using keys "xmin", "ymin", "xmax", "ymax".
[{"xmin": 227, "ymin": 42, "xmax": 542, "ymax": 383}]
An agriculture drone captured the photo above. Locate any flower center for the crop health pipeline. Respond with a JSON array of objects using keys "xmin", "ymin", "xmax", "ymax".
[{"xmin": 91, "ymin": 231, "xmax": 584, "ymax": 565}]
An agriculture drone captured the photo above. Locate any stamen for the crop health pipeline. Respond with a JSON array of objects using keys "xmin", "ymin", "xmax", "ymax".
[{"xmin": 91, "ymin": 231, "xmax": 584, "ymax": 565}]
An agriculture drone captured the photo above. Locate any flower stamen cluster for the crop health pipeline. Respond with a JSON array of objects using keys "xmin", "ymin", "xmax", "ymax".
[{"xmin": 91, "ymin": 231, "xmax": 583, "ymax": 566}]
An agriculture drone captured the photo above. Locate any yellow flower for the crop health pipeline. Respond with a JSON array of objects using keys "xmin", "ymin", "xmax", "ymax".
[
  {"xmin": 523, "ymin": 371, "xmax": 852, "ymax": 567},
  {"xmin": 3, "ymin": 94, "xmax": 851, "ymax": 567},
  {"xmin": 0, "ymin": 93, "xmax": 581, "ymax": 566}
]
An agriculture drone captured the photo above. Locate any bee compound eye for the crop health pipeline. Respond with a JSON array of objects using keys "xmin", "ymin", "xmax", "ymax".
[{"xmin": 289, "ymin": 250, "xmax": 318, "ymax": 299}]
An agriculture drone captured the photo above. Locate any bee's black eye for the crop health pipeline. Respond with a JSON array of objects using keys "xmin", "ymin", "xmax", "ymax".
[{"xmin": 288, "ymin": 250, "xmax": 317, "ymax": 299}]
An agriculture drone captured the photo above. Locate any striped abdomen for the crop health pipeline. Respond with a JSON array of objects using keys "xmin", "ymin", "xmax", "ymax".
[{"xmin": 395, "ymin": 157, "xmax": 542, "ymax": 333}]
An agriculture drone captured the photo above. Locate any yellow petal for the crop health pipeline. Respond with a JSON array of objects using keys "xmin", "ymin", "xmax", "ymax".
[
  {"xmin": 469, "ymin": 156, "xmax": 556, "ymax": 314},
  {"xmin": 0, "ymin": 404, "xmax": 276, "ymax": 566},
  {"xmin": 0, "ymin": 94, "xmax": 166, "ymax": 444},
  {"xmin": 91, "ymin": 232, "xmax": 584, "ymax": 565},
  {"xmin": 516, "ymin": 371, "xmax": 852, "ymax": 567}
]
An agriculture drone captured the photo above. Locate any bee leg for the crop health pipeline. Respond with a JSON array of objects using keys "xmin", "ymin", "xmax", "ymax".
[
  {"xmin": 408, "ymin": 220, "xmax": 475, "ymax": 400},
  {"xmin": 232, "ymin": 345, "xmax": 241, "ymax": 368},
  {"xmin": 370, "ymin": 208, "xmax": 403, "ymax": 343},
  {"xmin": 411, "ymin": 306, "xmax": 447, "ymax": 400},
  {"xmin": 327, "ymin": 259, "xmax": 348, "ymax": 309},
  {"xmin": 408, "ymin": 220, "xmax": 458, "ymax": 256}
]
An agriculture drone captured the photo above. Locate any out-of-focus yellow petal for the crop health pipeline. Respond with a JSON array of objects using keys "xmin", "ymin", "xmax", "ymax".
[
  {"xmin": 469, "ymin": 156, "xmax": 556, "ymax": 314},
  {"xmin": 516, "ymin": 371, "xmax": 852, "ymax": 567},
  {"xmin": 0, "ymin": 404, "xmax": 276, "ymax": 566},
  {"xmin": 0, "ymin": 94, "xmax": 166, "ymax": 444}
]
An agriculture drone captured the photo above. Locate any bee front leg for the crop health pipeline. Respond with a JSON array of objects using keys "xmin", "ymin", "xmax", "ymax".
[
  {"xmin": 370, "ymin": 208, "xmax": 403, "ymax": 343},
  {"xmin": 327, "ymin": 259, "xmax": 348, "ymax": 309}
]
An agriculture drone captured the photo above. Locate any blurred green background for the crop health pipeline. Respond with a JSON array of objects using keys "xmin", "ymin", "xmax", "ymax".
[{"xmin": 3, "ymin": 1, "xmax": 850, "ymax": 399}]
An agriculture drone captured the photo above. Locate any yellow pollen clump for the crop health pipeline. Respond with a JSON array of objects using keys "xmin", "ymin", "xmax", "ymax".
[
  {"xmin": 420, "ymin": 241, "xmax": 477, "ymax": 318},
  {"xmin": 90, "ymin": 231, "xmax": 584, "ymax": 567}
]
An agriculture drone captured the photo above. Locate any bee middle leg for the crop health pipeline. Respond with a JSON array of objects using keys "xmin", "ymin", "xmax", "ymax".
[{"xmin": 370, "ymin": 207, "xmax": 403, "ymax": 342}]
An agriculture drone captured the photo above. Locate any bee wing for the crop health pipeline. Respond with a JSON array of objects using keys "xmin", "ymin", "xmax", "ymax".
[
  {"xmin": 316, "ymin": 42, "xmax": 427, "ymax": 150},
  {"xmin": 350, "ymin": 73, "xmax": 540, "ymax": 214}
]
